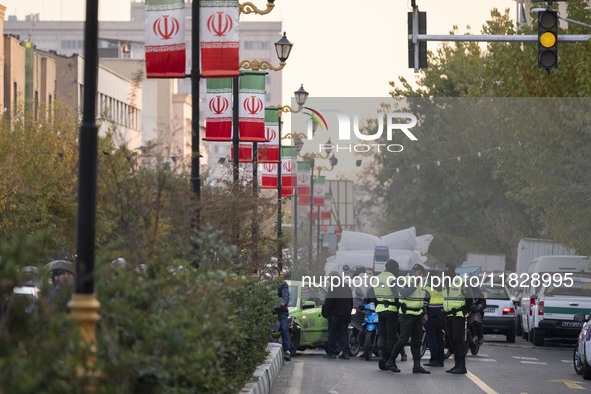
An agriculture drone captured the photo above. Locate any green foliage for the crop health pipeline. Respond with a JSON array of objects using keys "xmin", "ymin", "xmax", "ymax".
[
  {"xmin": 96, "ymin": 265, "xmax": 275, "ymax": 394},
  {"xmin": 0, "ymin": 101, "xmax": 285, "ymax": 392}
]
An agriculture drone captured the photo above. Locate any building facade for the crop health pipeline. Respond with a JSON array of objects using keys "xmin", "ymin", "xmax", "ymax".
[{"xmin": 4, "ymin": 1, "xmax": 284, "ymax": 175}]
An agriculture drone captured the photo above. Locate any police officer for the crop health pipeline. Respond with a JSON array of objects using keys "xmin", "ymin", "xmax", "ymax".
[
  {"xmin": 385, "ymin": 264, "xmax": 430, "ymax": 374},
  {"xmin": 367, "ymin": 259, "xmax": 405, "ymax": 370},
  {"xmin": 443, "ymin": 270, "xmax": 472, "ymax": 374},
  {"xmin": 424, "ymin": 275, "xmax": 445, "ymax": 367}
]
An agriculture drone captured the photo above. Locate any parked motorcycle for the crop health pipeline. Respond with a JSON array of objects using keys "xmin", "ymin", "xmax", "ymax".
[
  {"xmin": 359, "ymin": 303, "xmax": 379, "ymax": 360},
  {"xmin": 466, "ymin": 312, "xmax": 483, "ymax": 355},
  {"xmin": 348, "ymin": 305, "xmax": 365, "ymax": 357}
]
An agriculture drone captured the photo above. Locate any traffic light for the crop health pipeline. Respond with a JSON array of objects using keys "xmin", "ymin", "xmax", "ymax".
[
  {"xmin": 538, "ymin": 9, "xmax": 558, "ymax": 71},
  {"xmin": 408, "ymin": 9, "xmax": 427, "ymax": 71}
]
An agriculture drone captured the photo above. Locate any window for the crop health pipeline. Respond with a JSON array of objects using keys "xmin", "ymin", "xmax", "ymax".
[{"xmin": 244, "ymin": 41, "xmax": 269, "ymax": 50}]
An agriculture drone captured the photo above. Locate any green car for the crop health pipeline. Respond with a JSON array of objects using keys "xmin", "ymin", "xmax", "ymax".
[{"xmin": 286, "ymin": 280, "xmax": 330, "ymax": 354}]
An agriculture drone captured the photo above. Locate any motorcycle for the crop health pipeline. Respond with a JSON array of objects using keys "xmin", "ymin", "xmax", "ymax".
[
  {"xmin": 358, "ymin": 302, "xmax": 379, "ymax": 360},
  {"xmin": 465, "ymin": 311, "xmax": 483, "ymax": 355}
]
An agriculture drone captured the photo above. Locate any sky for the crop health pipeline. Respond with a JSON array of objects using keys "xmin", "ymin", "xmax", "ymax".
[
  {"xmin": 0, "ymin": 0, "xmax": 518, "ymax": 177},
  {"xmin": 1, "ymin": 0, "xmax": 518, "ymax": 101}
]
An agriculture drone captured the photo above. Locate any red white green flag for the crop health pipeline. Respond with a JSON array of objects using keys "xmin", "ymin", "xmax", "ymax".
[
  {"xmin": 313, "ymin": 176, "xmax": 326, "ymax": 206},
  {"xmin": 200, "ymin": 0, "xmax": 240, "ymax": 78},
  {"xmin": 261, "ymin": 162, "xmax": 277, "ymax": 189},
  {"xmin": 239, "ymin": 71, "xmax": 266, "ymax": 142},
  {"xmin": 205, "ymin": 78, "xmax": 232, "ymax": 141},
  {"xmin": 321, "ymin": 193, "xmax": 332, "ymax": 220},
  {"xmin": 231, "ymin": 143, "xmax": 253, "ymax": 163},
  {"xmin": 308, "ymin": 195, "xmax": 331, "ymax": 220},
  {"xmin": 281, "ymin": 146, "xmax": 297, "ymax": 189},
  {"xmin": 145, "ymin": 0, "xmax": 186, "ymax": 78},
  {"xmin": 258, "ymin": 108, "xmax": 280, "ymax": 163},
  {"xmin": 297, "ymin": 161, "xmax": 312, "ymax": 196}
]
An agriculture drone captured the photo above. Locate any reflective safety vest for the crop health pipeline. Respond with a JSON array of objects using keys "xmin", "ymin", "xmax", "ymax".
[
  {"xmin": 425, "ymin": 286, "xmax": 444, "ymax": 308},
  {"xmin": 373, "ymin": 271, "xmax": 398, "ymax": 313},
  {"xmin": 400, "ymin": 275, "xmax": 425, "ymax": 315},
  {"xmin": 443, "ymin": 277, "xmax": 468, "ymax": 318}
]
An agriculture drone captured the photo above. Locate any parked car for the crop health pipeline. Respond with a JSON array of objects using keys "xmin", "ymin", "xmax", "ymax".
[
  {"xmin": 520, "ymin": 255, "xmax": 591, "ymax": 340},
  {"xmin": 285, "ymin": 280, "xmax": 330, "ymax": 354},
  {"xmin": 573, "ymin": 312, "xmax": 591, "ymax": 379},
  {"xmin": 479, "ymin": 282, "xmax": 517, "ymax": 343},
  {"xmin": 529, "ymin": 276, "xmax": 591, "ymax": 346}
]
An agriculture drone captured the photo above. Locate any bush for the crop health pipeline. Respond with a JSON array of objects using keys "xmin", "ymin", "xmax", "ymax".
[{"xmin": 0, "ymin": 234, "xmax": 277, "ymax": 394}]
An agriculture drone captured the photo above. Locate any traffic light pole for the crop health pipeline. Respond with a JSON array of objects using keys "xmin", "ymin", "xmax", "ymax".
[{"xmin": 408, "ymin": 34, "xmax": 591, "ymax": 43}]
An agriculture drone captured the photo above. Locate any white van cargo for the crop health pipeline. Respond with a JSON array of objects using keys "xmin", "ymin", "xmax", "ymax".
[{"xmin": 520, "ymin": 255, "xmax": 591, "ymax": 341}]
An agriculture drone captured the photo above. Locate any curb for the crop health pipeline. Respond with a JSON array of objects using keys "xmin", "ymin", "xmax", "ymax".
[{"xmin": 240, "ymin": 343, "xmax": 284, "ymax": 394}]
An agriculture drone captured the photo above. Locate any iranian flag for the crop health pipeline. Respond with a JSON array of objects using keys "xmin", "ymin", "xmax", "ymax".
[
  {"xmin": 281, "ymin": 146, "xmax": 297, "ymax": 189},
  {"xmin": 239, "ymin": 72, "xmax": 266, "ymax": 142},
  {"xmin": 231, "ymin": 143, "xmax": 253, "ymax": 163},
  {"xmin": 205, "ymin": 78, "xmax": 232, "ymax": 141},
  {"xmin": 258, "ymin": 108, "xmax": 279, "ymax": 163},
  {"xmin": 313, "ymin": 176, "xmax": 325, "ymax": 206},
  {"xmin": 145, "ymin": 0, "xmax": 186, "ymax": 78},
  {"xmin": 282, "ymin": 188, "xmax": 293, "ymax": 197},
  {"xmin": 321, "ymin": 193, "xmax": 332, "ymax": 220},
  {"xmin": 200, "ymin": 0, "xmax": 240, "ymax": 78},
  {"xmin": 261, "ymin": 162, "xmax": 277, "ymax": 189},
  {"xmin": 297, "ymin": 161, "xmax": 312, "ymax": 196}
]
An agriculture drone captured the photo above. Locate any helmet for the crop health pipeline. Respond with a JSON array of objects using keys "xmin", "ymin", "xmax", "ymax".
[
  {"xmin": 111, "ymin": 258, "xmax": 127, "ymax": 268},
  {"xmin": 48, "ymin": 260, "xmax": 74, "ymax": 282}
]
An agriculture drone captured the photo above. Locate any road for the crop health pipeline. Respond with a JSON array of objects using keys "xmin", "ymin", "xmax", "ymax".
[{"xmin": 271, "ymin": 335, "xmax": 588, "ymax": 394}]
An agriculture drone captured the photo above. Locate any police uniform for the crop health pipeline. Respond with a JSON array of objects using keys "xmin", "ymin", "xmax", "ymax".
[
  {"xmin": 443, "ymin": 275, "xmax": 471, "ymax": 374},
  {"xmin": 385, "ymin": 267, "xmax": 431, "ymax": 374},
  {"xmin": 424, "ymin": 284, "xmax": 445, "ymax": 367},
  {"xmin": 371, "ymin": 270, "xmax": 399, "ymax": 369}
]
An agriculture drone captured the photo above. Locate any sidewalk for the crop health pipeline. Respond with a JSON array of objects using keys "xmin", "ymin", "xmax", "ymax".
[{"xmin": 240, "ymin": 343, "xmax": 284, "ymax": 394}]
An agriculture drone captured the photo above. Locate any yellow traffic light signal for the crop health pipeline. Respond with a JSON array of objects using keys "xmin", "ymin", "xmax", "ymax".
[{"xmin": 538, "ymin": 10, "xmax": 558, "ymax": 71}]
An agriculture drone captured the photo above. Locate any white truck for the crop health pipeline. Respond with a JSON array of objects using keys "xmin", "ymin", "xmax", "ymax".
[
  {"xmin": 516, "ymin": 238, "xmax": 576, "ymax": 276},
  {"xmin": 463, "ymin": 253, "xmax": 506, "ymax": 273}
]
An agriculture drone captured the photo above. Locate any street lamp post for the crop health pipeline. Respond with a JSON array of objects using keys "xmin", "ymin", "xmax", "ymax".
[
  {"xmin": 275, "ymin": 84, "xmax": 309, "ymax": 274},
  {"xmin": 298, "ymin": 150, "xmax": 337, "ymax": 270},
  {"xmin": 68, "ymin": 0, "xmax": 100, "ymax": 388}
]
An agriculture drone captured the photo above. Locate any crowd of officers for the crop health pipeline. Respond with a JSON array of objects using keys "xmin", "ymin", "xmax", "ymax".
[{"xmin": 364, "ymin": 259, "xmax": 482, "ymax": 375}]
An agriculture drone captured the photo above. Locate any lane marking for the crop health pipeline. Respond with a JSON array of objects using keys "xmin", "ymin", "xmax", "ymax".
[
  {"xmin": 520, "ymin": 361, "xmax": 548, "ymax": 365},
  {"xmin": 470, "ymin": 358, "xmax": 497, "ymax": 362},
  {"xmin": 466, "ymin": 371, "xmax": 499, "ymax": 394},
  {"xmin": 286, "ymin": 361, "xmax": 304, "ymax": 394},
  {"xmin": 513, "ymin": 356, "xmax": 538, "ymax": 360},
  {"xmin": 561, "ymin": 360, "xmax": 573, "ymax": 363},
  {"xmin": 550, "ymin": 379, "xmax": 586, "ymax": 390}
]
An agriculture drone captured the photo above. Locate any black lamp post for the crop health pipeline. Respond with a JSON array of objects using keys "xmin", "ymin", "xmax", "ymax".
[{"xmin": 276, "ymin": 84, "xmax": 309, "ymax": 274}]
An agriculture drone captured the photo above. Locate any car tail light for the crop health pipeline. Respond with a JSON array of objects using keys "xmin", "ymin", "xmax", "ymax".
[
  {"xmin": 502, "ymin": 307, "xmax": 515, "ymax": 315},
  {"xmin": 538, "ymin": 300, "xmax": 544, "ymax": 316},
  {"xmin": 529, "ymin": 297, "xmax": 535, "ymax": 316}
]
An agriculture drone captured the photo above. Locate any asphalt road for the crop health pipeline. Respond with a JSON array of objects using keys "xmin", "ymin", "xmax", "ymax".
[{"xmin": 270, "ymin": 335, "xmax": 588, "ymax": 394}]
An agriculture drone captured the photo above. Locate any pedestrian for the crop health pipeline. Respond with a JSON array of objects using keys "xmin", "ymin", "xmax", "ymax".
[
  {"xmin": 443, "ymin": 270, "xmax": 472, "ymax": 374},
  {"xmin": 385, "ymin": 264, "xmax": 431, "ymax": 374},
  {"xmin": 469, "ymin": 284, "xmax": 487, "ymax": 346},
  {"xmin": 276, "ymin": 279, "xmax": 292, "ymax": 361},
  {"xmin": 323, "ymin": 271, "xmax": 353, "ymax": 360},
  {"xmin": 424, "ymin": 273, "xmax": 445, "ymax": 367},
  {"xmin": 47, "ymin": 260, "xmax": 75, "ymax": 310}
]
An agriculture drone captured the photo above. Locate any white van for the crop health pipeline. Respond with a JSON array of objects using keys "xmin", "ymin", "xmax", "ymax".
[{"xmin": 520, "ymin": 255, "xmax": 591, "ymax": 340}]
